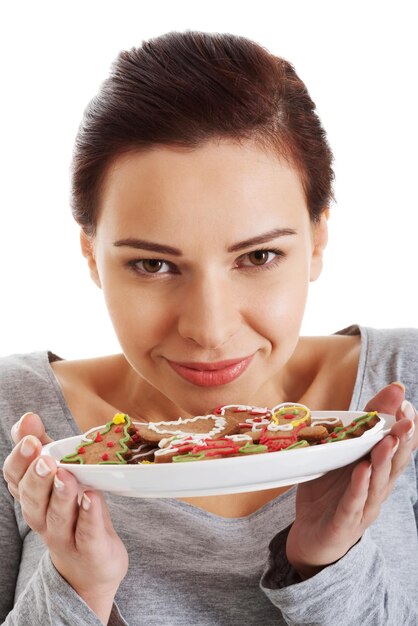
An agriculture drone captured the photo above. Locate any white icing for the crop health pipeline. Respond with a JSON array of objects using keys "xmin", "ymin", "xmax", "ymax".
[
  {"xmin": 158, "ymin": 436, "xmax": 177, "ymax": 448},
  {"xmin": 154, "ymin": 446, "xmax": 179, "ymax": 457},
  {"xmin": 217, "ymin": 404, "xmax": 269, "ymax": 415},
  {"xmin": 267, "ymin": 423, "xmax": 293, "ymax": 432},
  {"xmin": 245, "ymin": 417, "xmax": 270, "ymax": 426},
  {"xmin": 271, "ymin": 402, "xmax": 310, "ymax": 415},
  {"xmin": 158, "ymin": 433, "xmax": 209, "ymax": 449},
  {"xmin": 145, "ymin": 414, "xmax": 226, "ymax": 438},
  {"xmin": 219, "ymin": 404, "xmax": 252, "ymax": 413},
  {"xmin": 225, "ymin": 434, "xmax": 252, "ymax": 442},
  {"xmin": 311, "ymin": 417, "xmax": 341, "ymax": 426},
  {"xmin": 128, "ymin": 443, "xmax": 156, "ymax": 462}
]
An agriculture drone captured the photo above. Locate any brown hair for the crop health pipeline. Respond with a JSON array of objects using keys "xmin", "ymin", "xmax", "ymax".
[{"xmin": 71, "ymin": 31, "xmax": 334, "ymax": 236}]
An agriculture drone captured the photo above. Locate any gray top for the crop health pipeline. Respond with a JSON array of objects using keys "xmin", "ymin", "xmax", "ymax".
[{"xmin": 0, "ymin": 325, "xmax": 417, "ymax": 626}]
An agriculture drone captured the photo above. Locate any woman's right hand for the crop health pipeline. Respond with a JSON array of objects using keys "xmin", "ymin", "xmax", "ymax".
[{"xmin": 3, "ymin": 412, "xmax": 129, "ymax": 625}]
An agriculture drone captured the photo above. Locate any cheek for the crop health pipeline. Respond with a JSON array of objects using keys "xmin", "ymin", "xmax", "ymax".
[
  {"xmin": 101, "ymin": 278, "xmax": 172, "ymax": 352},
  {"xmin": 242, "ymin": 264, "xmax": 310, "ymax": 366},
  {"xmin": 259, "ymin": 288, "xmax": 307, "ymax": 345},
  {"xmin": 247, "ymin": 262, "xmax": 310, "ymax": 327}
]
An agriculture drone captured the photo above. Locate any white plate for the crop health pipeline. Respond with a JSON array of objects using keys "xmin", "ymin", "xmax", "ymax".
[{"xmin": 41, "ymin": 411, "xmax": 394, "ymax": 498}]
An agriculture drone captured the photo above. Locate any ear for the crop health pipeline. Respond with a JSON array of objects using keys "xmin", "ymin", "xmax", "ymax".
[
  {"xmin": 309, "ymin": 211, "xmax": 328, "ymax": 282},
  {"xmin": 80, "ymin": 229, "xmax": 102, "ymax": 288}
]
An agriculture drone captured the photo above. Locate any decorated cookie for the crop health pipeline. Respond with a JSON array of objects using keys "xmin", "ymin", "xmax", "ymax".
[
  {"xmin": 136, "ymin": 413, "xmax": 240, "ymax": 445},
  {"xmin": 212, "ymin": 404, "xmax": 272, "ymax": 442},
  {"xmin": 173, "ymin": 442, "xmax": 270, "ymax": 462},
  {"xmin": 154, "ymin": 432, "xmax": 255, "ymax": 463},
  {"xmin": 270, "ymin": 402, "xmax": 311, "ymax": 426},
  {"xmin": 213, "ymin": 404, "xmax": 271, "ymax": 421},
  {"xmin": 258, "ymin": 403, "xmax": 312, "ymax": 451},
  {"xmin": 154, "ymin": 435, "xmax": 268, "ymax": 463},
  {"xmin": 323, "ymin": 411, "xmax": 380, "ymax": 443},
  {"xmin": 61, "ymin": 413, "xmax": 139, "ymax": 464},
  {"xmin": 296, "ymin": 425, "xmax": 329, "ymax": 443},
  {"xmin": 126, "ymin": 441, "xmax": 159, "ymax": 464},
  {"xmin": 310, "ymin": 416, "xmax": 344, "ymax": 433}
]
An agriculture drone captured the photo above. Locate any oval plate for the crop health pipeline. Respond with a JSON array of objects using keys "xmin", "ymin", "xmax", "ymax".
[{"xmin": 41, "ymin": 411, "xmax": 394, "ymax": 498}]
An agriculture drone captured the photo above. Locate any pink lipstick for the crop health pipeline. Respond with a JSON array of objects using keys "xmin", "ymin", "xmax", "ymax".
[{"xmin": 167, "ymin": 355, "xmax": 254, "ymax": 387}]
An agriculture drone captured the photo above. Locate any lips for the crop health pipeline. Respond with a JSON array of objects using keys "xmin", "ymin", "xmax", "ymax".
[{"xmin": 167, "ymin": 355, "xmax": 254, "ymax": 387}]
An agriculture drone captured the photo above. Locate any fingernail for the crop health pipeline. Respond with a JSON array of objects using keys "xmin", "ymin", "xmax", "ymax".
[
  {"xmin": 406, "ymin": 419, "xmax": 415, "ymax": 442},
  {"xmin": 401, "ymin": 400, "xmax": 415, "ymax": 422},
  {"xmin": 35, "ymin": 458, "xmax": 51, "ymax": 477},
  {"xmin": 16, "ymin": 412, "xmax": 34, "ymax": 431},
  {"xmin": 21, "ymin": 436, "xmax": 38, "ymax": 457},
  {"xmin": 391, "ymin": 436, "xmax": 400, "ymax": 456},
  {"xmin": 11, "ymin": 423, "xmax": 19, "ymax": 441},
  {"xmin": 20, "ymin": 411, "xmax": 34, "ymax": 421},
  {"xmin": 54, "ymin": 474, "xmax": 65, "ymax": 491},
  {"xmin": 391, "ymin": 381, "xmax": 406, "ymax": 393},
  {"xmin": 81, "ymin": 493, "xmax": 91, "ymax": 511},
  {"xmin": 366, "ymin": 464, "xmax": 372, "ymax": 480}
]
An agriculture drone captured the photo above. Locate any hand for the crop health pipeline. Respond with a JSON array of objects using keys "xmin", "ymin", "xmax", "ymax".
[
  {"xmin": 3, "ymin": 412, "xmax": 129, "ymax": 624},
  {"xmin": 286, "ymin": 383, "xmax": 417, "ymax": 579}
]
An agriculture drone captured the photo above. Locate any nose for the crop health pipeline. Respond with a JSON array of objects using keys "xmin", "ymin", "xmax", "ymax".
[{"xmin": 177, "ymin": 272, "xmax": 241, "ymax": 350}]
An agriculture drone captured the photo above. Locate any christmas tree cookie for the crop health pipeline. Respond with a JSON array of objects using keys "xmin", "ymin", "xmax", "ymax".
[{"xmin": 61, "ymin": 413, "xmax": 140, "ymax": 465}]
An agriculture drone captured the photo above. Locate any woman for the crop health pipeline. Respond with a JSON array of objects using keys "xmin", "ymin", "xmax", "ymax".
[{"xmin": 1, "ymin": 31, "xmax": 417, "ymax": 626}]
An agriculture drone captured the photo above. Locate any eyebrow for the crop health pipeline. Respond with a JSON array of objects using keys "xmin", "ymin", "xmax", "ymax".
[
  {"xmin": 113, "ymin": 238, "xmax": 182, "ymax": 256},
  {"xmin": 113, "ymin": 227, "xmax": 297, "ymax": 257},
  {"xmin": 227, "ymin": 227, "xmax": 297, "ymax": 252}
]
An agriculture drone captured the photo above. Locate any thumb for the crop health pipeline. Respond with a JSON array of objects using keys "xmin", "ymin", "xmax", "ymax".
[
  {"xmin": 11, "ymin": 411, "xmax": 54, "ymax": 445},
  {"xmin": 363, "ymin": 382, "xmax": 405, "ymax": 416}
]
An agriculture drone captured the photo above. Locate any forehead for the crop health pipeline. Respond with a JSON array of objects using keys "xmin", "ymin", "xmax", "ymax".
[{"xmin": 97, "ymin": 140, "xmax": 309, "ymax": 239}]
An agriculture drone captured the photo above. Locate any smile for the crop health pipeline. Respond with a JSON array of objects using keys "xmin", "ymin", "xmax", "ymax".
[{"xmin": 166, "ymin": 355, "xmax": 254, "ymax": 387}]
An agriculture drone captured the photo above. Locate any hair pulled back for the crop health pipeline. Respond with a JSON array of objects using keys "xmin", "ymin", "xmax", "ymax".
[{"xmin": 71, "ymin": 31, "xmax": 334, "ymax": 235}]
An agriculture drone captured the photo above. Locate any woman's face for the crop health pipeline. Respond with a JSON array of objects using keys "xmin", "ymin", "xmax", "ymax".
[{"xmin": 83, "ymin": 140, "xmax": 327, "ymax": 415}]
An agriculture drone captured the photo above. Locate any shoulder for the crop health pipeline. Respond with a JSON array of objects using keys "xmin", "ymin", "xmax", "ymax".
[
  {"xmin": 0, "ymin": 351, "xmax": 53, "ymax": 393},
  {"xmin": 0, "ymin": 351, "xmax": 60, "ymax": 434},
  {"xmin": 50, "ymin": 353, "xmax": 126, "ymax": 393},
  {"xmin": 363, "ymin": 326, "xmax": 418, "ymax": 351},
  {"xmin": 0, "ymin": 352, "xmax": 51, "ymax": 458},
  {"xmin": 361, "ymin": 326, "xmax": 418, "ymax": 369},
  {"xmin": 335, "ymin": 324, "xmax": 418, "ymax": 365},
  {"xmin": 360, "ymin": 326, "xmax": 418, "ymax": 406}
]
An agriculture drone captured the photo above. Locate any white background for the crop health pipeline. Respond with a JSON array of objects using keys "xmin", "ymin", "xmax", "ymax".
[{"xmin": 1, "ymin": 1, "xmax": 417, "ymax": 359}]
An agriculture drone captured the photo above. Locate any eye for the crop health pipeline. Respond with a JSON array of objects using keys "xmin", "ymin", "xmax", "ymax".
[
  {"xmin": 237, "ymin": 248, "xmax": 285, "ymax": 269},
  {"xmin": 141, "ymin": 259, "xmax": 165, "ymax": 273},
  {"xmin": 128, "ymin": 258, "xmax": 174, "ymax": 275},
  {"xmin": 247, "ymin": 250, "xmax": 273, "ymax": 266}
]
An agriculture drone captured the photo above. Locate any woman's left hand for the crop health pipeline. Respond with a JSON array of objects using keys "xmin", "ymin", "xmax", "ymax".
[{"xmin": 286, "ymin": 383, "xmax": 418, "ymax": 579}]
